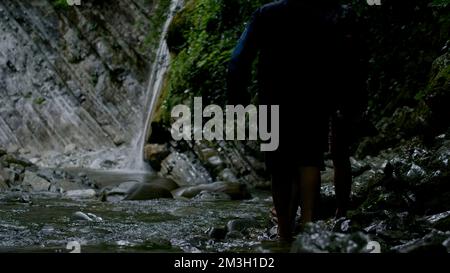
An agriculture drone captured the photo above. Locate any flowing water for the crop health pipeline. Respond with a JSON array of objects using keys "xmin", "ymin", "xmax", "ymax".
[
  {"xmin": 0, "ymin": 191, "xmax": 275, "ymax": 253},
  {"xmin": 128, "ymin": 0, "xmax": 182, "ymax": 171}
]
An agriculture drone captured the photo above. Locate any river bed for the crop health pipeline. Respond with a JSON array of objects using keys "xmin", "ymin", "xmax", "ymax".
[{"xmin": 0, "ymin": 175, "xmax": 275, "ymax": 253}]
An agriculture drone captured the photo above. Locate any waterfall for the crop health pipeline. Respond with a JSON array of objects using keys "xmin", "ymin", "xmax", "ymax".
[
  {"xmin": 0, "ymin": 0, "xmax": 182, "ymax": 170},
  {"xmin": 127, "ymin": 0, "xmax": 182, "ymax": 171}
]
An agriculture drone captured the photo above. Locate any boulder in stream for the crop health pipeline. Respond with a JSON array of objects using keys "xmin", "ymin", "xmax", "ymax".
[
  {"xmin": 172, "ymin": 181, "xmax": 251, "ymax": 200},
  {"xmin": 124, "ymin": 177, "xmax": 179, "ymax": 201},
  {"xmin": 144, "ymin": 144, "xmax": 170, "ymax": 171},
  {"xmin": 65, "ymin": 189, "xmax": 97, "ymax": 199},
  {"xmin": 22, "ymin": 171, "xmax": 51, "ymax": 192}
]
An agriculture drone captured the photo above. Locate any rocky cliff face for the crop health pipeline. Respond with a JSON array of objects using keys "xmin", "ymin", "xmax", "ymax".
[{"xmin": 0, "ymin": 0, "xmax": 171, "ymax": 167}]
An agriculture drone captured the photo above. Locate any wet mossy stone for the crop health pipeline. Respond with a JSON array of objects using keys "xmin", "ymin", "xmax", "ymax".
[
  {"xmin": 124, "ymin": 177, "xmax": 179, "ymax": 200},
  {"xmin": 0, "ymin": 154, "xmax": 33, "ymax": 168},
  {"xmin": 172, "ymin": 181, "xmax": 252, "ymax": 200}
]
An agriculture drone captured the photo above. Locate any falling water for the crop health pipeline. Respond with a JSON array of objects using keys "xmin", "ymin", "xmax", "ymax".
[{"xmin": 127, "ymin": 0, "xmax": 182, "ymax": 171}]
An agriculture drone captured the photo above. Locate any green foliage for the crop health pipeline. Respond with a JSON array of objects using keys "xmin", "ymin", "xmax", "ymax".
[
  {"xmin": 345, "ymin": 0, "xmax": 450, "ymax": 119},
  {"xmin": 160, "ymin": 0, "xmax": 450, "ymax": 128},
  {"xmin": 143, "ymin": 0, "xmax": 173, "ymax": 63},
  {"xmin": 160, "ymin": 0, "xmax": 271, "ymax": 123},
  {"xmin": 432, "ymin": 0, "xmax": 450, "ymax": 6},
  {"xmin": 52, "ymin": 0, "xmax": 70, "ymax": 10},
  {"xmin": 33, "ymin": 97, "xmax": 46, "ymax": 105}
]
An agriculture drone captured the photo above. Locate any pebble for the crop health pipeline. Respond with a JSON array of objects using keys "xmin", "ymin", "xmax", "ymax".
[
  {"xmin": 65, "ymin": 189, "xmax": 96, "ymax": 199},
  {"xmin": 73, "ymin": 211, "xmax": 103, "ymax": 222}
]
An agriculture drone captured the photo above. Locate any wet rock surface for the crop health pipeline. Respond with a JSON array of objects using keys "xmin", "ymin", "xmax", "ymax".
[{"xmin": 0, "ymin": 0, "xmax": 171, "ymax": 169}]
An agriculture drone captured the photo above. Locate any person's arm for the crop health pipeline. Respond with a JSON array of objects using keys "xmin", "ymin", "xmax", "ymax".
[{"xmin": 226, "ymin": 9, "xmax": 261, "ymax": 106}]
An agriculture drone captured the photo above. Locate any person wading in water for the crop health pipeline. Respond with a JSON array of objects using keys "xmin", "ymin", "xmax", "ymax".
[{"xmin": 227, "ymin": 0, "xmax": 368, "ymax": 241}]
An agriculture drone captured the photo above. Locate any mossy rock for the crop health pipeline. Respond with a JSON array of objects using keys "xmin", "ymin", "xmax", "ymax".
[
  {"xmin": 0, "ymin": 148, "xmax": 6, "ymax": 157},
  {"xmin": 1, "ymin": 154, "xmax": 33, "ymax": 168},
  {"xmin": 124, "ymin": 177, "xmax": 179, "ymax": 201}
]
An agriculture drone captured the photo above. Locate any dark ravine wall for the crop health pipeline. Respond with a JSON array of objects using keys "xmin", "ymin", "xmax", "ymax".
[{"xmin": 0, "ymin": 0, "xmax": 171, "ymax": 165}]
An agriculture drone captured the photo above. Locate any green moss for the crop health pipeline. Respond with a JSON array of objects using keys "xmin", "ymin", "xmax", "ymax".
[
  {"xmin": 52, "ymin": 0, "xmax": 70, "ymax": 10},
  {"xmin": 142, "ymin": 0, "xmax": 173, "ymax": 63},
  {"xmin": 429, "ymin": 64, "xmax": 450, "ymax": 90},
  {"xmin": 160, "ymin": 0, "xmax": 271, "ymax": 123},
  {"xmin": 432, "ymin": 0, "xmax": 450, "ymax": 6},
  {"xmin": 416, "ymin": 62, "xmax": 450, "ymax": 101},
  {"xmin": 33, "ymin": 97, "xmax": 46, "ymax": 105},
  {"xmin": 160, "ymin": 0, "xmax": 450, "ymax": 138}
]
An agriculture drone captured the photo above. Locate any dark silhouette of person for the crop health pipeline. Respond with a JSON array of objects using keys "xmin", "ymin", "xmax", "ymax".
[{"xmin": 227, "ymin": 0, "xmax": 367, "ymax": 241}]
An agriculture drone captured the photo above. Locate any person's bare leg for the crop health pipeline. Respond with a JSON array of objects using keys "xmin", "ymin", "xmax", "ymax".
[
  {"xmin": 331, "ymin": 115, "xmax": 352, "ymax": 218},
  {"xmin": 333, "ymin": 156, "xmax": 352, "ymax": 218},
  {"xmin": 298, "ymin": 166, "xmax": 321, "ymax": 225},
  {"xmin": 272, "ymin": 172, "xmax": 299, "ymax": 241}
]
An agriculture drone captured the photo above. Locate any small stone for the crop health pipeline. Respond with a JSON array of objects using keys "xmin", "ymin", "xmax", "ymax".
[
  {"xmin": 86, "ymin": 212, "xmax": 103, "ymax": 221},
  {"xmin": 218, "ymin": 168, "xmax": 238, "ymax": 183},
  {"xmin": 424, "ymin": 210, "xmax": 450, "ymax": 225},
  {"xmin": 100, "ymin": 160, "xmax": 117, "ymax": 168},
  {"xmin": 194, "ymin": 190, "xmax": 231, "ymax": 201},
  {"xmin": 9, "ymin": 163, "xmax": 25, "ymax": 174},
  {"xmin": 6, "ymin": 145, "xmax": 19, "ymax": 154},
  {"xmin": 268, "ymin": 225, "xmax": 278, "ymax": 239},
  {"xmin": 144, "ymin": 144, "xmax": 170, "ymax": 170},
  {"xmin": 0, "ymin": 192, "xmax": 31, "ymax": 204},
  {"xmin": 406, "ymin": 164, "xmax": 426, "ymax": 179},
  {"xmin": 49, "ymin": 184, "xmax": 63, "ymax": 194},
  {"xmin": 64, "ymin": 144, "xmax": 77, "ymax": 155},
  {"xmin": 3, "ymin": 168, "xmax": 20, "ymax": 186},
  {"xmin": 207, "ymin": 156, "xmax": 224, "ymax": 167},
  {"xmin": 208, "ymin": 227, "xmax": 227, "ymax": 240},
  {"xmin": 40, "ymin": 225, "xmax": 55, "ymax": 235},
  {"xmin": 65, "ymin": 189, "xmax": 97, "ymax": 199},
  {"xmin": 22, "ymin": 171, "xmax": 51, "ymax": 192},
  {"xmin": 55, "ymin": 180, "xmax": 88, "ymax": 192},
  {"xmin": 226, "ymin": 218, "xmax": 259, "ymax": 233},
  {"xmin": 443, "ymin": 238, "xmax": 450, "ymax": 252},
  {"xmin": 73, "ymin": 211, "xmax": 93, "ymax": 221},
  {"xmin": 101, "ymin": 181, "xmax": 139, "ymax": 202},
  {"xmin": 29, "ymin": 158, "xmax": 40, "ymax": 165},
  {"xmin": 18, "ymin": 148, "xmax": 30, "ymax": 155},
  {"xmin": 113, "ymin": 135, "xmax": 125, "ymax": 146}
]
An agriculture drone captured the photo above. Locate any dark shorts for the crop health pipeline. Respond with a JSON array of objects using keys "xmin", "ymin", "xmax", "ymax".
[
  {"xmin": 265, "ymin": 122, "xmax": 328, "ymax": 173},
  {"xmin": 265, "ymin": 148, "xmax": 325, "ymax": 174},
  {"xmin": 265, "ymin": 113, "xmax": 351, "ymax": 174}
]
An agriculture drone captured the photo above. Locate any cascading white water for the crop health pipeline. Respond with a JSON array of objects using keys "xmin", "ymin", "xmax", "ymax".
[{"xmin": 127, "ymin": 0, "xmax": 183, "ymax": 171}]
